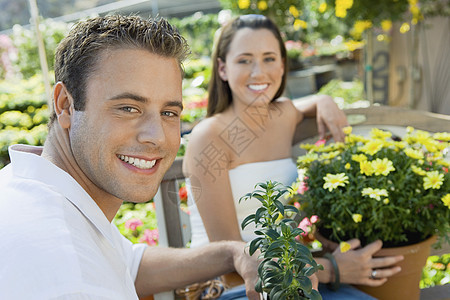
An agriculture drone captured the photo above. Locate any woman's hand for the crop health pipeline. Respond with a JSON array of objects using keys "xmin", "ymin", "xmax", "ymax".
[
  {"xmin": 332, "ymin": 239, "xmax": 404, "ymax": 286},
  {"xmin": 315, "ymin": 95, "xmax": 348, "ymax": 142}
]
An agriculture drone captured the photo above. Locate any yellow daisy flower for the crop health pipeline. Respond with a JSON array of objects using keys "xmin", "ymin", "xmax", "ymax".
[
  {"xmin": 323, "ymin": 173, "xmax": 349, "ymax": 191},
  {"xmin": 360, "ymin": 160, "xmax": 374, "ymax": 176},
  {"xmin": 411, "ymin": 165, "xmax": 426, "ymax": 176},
  {"xmin": 383, "ymin": 198, "xmax": 390, "ymax": 204},
  {"xmin": 352, "ymin": 154, "xmax": 367, "ymax": 163},
  {"xmin": 442, "ymin": 194, "xmax": 450, "ymax": 208},
  {"xmin": 423, "ymin": 171, "xmax": 444, "ymax": 190},
  {"xmin": 297, "ymin": 153, "xmax": 319, "ymax": 166},
  {"xmin": 433, "ymin": 132, "xmax": 450, "ymax": 142},
  {"xmin": 360, "ymin": 139, "xmax": 384, "ymax": 155},
  {"xmin": 320, "ymin": 151, "xmax": 340, "ymax": 160},
  {"xmin": 371, "ymin": 158, "xmax": 395, "ymax": 176},
  {"xmin": 362, "ymin": 187, "xmax": 388, "ymax": 201},
  {"xmin": 340, "ymin": 241, "xmax": 351, "ymax": 253},
  {"xmin": 404, "ymin": 148, "xmax": 424, "ymax": 160},
  {"xmin": 345, "ymin": 163, "xmax": 351, "ymax": 170},
  {"xmin": 352, "ymin": 214, "xmax": 363, "ymax": 223},
  {"xmin": 343, "ymin": 126, "xmax": 352, "ymax": 135},
  {"xmin": 370, "ymin": 128, "xmax": 392, "ymax": 140}
]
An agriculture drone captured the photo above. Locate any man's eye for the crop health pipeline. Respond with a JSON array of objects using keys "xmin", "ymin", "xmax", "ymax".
[
  {"xmin": 121, "ymin": 107, "xmax": 139, "ymax": 113},
  {"xmin": 162, "ymin": 111, "xmax": 178, "ymax": 117}
]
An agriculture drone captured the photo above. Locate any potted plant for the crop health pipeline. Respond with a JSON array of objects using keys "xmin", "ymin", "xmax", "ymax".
[
  {"xmin": 293, "ymin": 126, "xmax": 450, "ymax": 299},
  {"xmin": 240, "ymin": 181, "xmax": 323, "ymax": 300}
]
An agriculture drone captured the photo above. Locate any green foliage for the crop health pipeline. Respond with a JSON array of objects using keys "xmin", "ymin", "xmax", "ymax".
[
  {"xmin": 219, "ymin": 0, "xmax": 307, "ymax": 36},
  {"xmin": 170, "ymin": 13, "xmax": 220, "ymax": 59},
  {"xmin": 317, "ymin": 79, "xmax": 367, "ymax": 109},
  {"xmin": 324, "ymin": 0, "xmax": 411, "ymax": 26},
  {"xmin": 240, "ymin": 181, "xmax": 323, "ymax": 300},
  {"xmin": 421, "ymin": 254, "xmax": 450, "ymax": 288},
  {"xmin": 0, "ymin": 74, "xmax": 50, "ymax": 168},
  {"xmin": 10, "ymin": 18, "xmax": 70, "ymax": 78},
  {"xmin": 295, "ymin": 128, "xmax": 450, "ymax": 247}
]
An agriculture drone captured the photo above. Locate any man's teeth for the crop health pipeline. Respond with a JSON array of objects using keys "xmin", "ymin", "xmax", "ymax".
[
  {"xmin": 118, "ymin": 155, "xmax": 156, "ymax": 169},
  {"xmin": 249, "ymin": 84, "xmax": 268, "ymax": 91}
]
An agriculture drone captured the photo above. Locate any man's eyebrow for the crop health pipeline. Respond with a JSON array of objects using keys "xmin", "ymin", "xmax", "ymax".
[
  {"xmin": 165, "ymin": 100, "xmax": 184, "ymax": 110},
  {"xmin": 108, "ymin": 93, "xmax": 183, "ymax": 110},
  {"xmin": 108, "ymin": 92, "xmax": 148, "ymax": 103}
]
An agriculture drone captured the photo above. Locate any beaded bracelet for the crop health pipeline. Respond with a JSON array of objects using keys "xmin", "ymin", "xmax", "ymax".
[{"xmin": 324, "ymin": 253, "xmax": 340, "ymax": 291}]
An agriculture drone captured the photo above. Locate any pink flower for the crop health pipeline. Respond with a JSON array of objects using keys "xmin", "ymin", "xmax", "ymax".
[
  {"xmin": 293, "ymin": 202, "xmax": 301, "ymax": 209},
  {"xmin": 125, "ymin": 218, "xmax": 143, "ymax": 231},
  {"xmin": 310, "ymin": 215, "xmax": 319, "ymax": 223},
  {"xmin": 140, "ymin": 229, "xmax": 159, "ymax": 246},
  {"xmin": 443, "ymin": 167, "xmax": 448, "ymax": 173},
  {"xmin": 315, "ymin": 139, "xmax": 326, "ymax": 146},
  {"xmin": 297, "ymin": 181, "xmax": 309, "ymax": 194},
  {"xmin": 298, "ymin": 217, "xmax": 312, "ymax": 237}
]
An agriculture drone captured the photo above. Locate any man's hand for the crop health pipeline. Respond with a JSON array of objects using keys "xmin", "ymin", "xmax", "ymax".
[{"xmin": 230, "ymin": 241, "xmax": 261, "ymax": 300}]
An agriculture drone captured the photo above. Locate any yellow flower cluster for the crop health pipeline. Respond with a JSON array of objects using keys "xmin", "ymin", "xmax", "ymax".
[
  {"xmin": 295, "ymin": 125, "xmax": 449, "ymax": 246},
  {"xmin": 293, "ymin": 19, "xmax": 307, "ymax": 30},
  {"xmin": 238, "ymin": 0, "xmax": 250, "ymax": 9},
  {"xmin": 408, "ymin": 0, "xmax": 423, "ymax": 24},
  {"xmin": 335, "ymin": 0, "xmax": 353, "ymax": 18},
  {"xmin": 351, "ymin": 20, "xmax": 372, "ymax": 40},
  {"xmin": 257, "ymin": 0, "xmax": 268, "ymax": 10}
]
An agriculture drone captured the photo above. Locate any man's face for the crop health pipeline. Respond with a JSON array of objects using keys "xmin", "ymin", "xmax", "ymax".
[{"xmin": 69, "ymin": 48, "xmax": 182, "ymax": 203}]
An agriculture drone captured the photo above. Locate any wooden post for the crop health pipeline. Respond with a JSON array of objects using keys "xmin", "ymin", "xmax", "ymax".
[
  {"xmin": 365, "ymin": 29, "xmax": 374, "ymax": 105},
  {"xmin": 27, "ymin": 0, "xmax": 52, "ymax": 107}
]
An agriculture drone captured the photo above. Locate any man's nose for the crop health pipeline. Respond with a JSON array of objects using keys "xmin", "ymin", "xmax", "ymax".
[{"xmin": 137, "ymin": 116, "xmax": 166, "ymax": 146}]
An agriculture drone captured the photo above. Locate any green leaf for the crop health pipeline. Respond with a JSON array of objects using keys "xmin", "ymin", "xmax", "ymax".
[
  {"xmin": 255, "ymin": 277, "xmax": 263, "ymax": 293},
  {"xmin": 296, "ymin": 275, "xmax": 312, "ymax": 293},
  {"xmin": 249, "ymin": 238, "xmax": 263, "ymax": 255},
  {"xmin": 283, "ymin": 269, "xmax": 293, "ymax": 286},
  {"xmin": 274, "ymin": 199, "xmax": 285, "ymax": 215},
  {"xmin": 309, "ymin": 289, "xmax": 323, "ymax": 300},
  {"xmin": 241, "ymin": 214, "xmax": 255, "ymax": 230},
  {"xmin": 264, "ymin": 228, "xmax": 280, "ymax": 240},
  {"xmin": 255, "ymin": 207, "xmax": 266, "ymax": 223}
]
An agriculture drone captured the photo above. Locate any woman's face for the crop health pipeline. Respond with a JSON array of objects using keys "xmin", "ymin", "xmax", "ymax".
[{"xmin": 218, "ymin": 28, "xmax": 284, "ymax": 107}]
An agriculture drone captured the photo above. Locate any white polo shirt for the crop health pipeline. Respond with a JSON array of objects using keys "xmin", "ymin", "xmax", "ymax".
[{"xmin": 0, "ymin": 144, "xmax": 147, "ymax": 299}]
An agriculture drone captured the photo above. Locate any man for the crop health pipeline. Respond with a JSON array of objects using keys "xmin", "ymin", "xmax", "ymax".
[{"xmin": 0, "ymin": 15, "xmax": 261, "ymax": 299}]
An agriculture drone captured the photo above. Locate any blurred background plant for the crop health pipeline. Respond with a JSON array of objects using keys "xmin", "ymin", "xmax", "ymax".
[
  {"xmin": 113, "ymin": 202, "xmax": 159, "ymax": 246},
  {"xmin": 421, "ymin": 254, "xmax": 450, "ymax": 288}
]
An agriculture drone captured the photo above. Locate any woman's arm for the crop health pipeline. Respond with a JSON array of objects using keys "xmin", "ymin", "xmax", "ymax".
[
  {"xmin": 183, "ymin": 120, "xmax": 243, "ymax": 243},
  {"xmin": 294, "ymin": 94, "xmax": 348, "ymax": 142}
]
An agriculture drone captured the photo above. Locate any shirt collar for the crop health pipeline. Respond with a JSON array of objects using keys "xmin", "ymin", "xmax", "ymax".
[{"xmin": 8, "ymin": 144, "xmax": 116, "ymax": 247}]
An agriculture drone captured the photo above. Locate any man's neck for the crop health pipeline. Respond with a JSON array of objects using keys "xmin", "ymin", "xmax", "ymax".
[{"xmin": 42, "ymin": 125, "xmax": 122, "ymax": 222}]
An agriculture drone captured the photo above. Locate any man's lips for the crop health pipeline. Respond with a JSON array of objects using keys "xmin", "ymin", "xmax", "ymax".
[{"xmin": 117, "ymin": 154, "xmax": 158, "ymax": 170}]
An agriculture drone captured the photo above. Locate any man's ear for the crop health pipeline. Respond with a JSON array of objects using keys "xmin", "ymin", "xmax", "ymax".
[
  {"xmin": 217, "ymin": 58, "xmax": 228, "ymax": 81},
  {"xmin": 53, "ymin": 82, "xmax": 73, "ymax": 129}
]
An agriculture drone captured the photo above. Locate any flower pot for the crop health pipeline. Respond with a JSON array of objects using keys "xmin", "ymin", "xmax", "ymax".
[{"xmin": 355, "ymin": 235, "xmax": 436, "ymax": 300}]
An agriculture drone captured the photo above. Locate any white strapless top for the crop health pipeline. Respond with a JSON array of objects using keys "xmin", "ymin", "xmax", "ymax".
[{"xmin": 187, "ymin": 158, "xmax": 298, "ymax": 248}]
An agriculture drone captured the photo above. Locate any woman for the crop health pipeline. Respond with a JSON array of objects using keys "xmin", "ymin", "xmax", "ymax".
[{"xmin": 183, "ymin": 14, "xmax": 403, "ymax": 299}]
